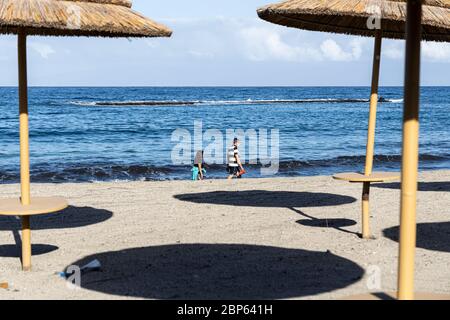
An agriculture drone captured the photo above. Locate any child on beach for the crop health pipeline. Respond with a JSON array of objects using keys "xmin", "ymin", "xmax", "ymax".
[
  {"xmin": 192, "ymin": 150, "xmax": 206, "ymax": 180},
  {"xmin": 227, "ymin": 138, "xmax": 245, "ymax": 180}
]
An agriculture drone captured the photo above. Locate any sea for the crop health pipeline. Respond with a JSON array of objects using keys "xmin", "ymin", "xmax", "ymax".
[{"xmin": 0, "ymin": 86, "xmax": 449, "ymax": 183}]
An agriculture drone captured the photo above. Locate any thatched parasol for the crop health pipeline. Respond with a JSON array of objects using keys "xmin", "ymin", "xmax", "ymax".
[
  {"xmin": 258, "ymin": 0, "xmax": 450, "ymax": 41},
  {"xmin": 258, "ymin": 0, "xmax": 450, "ymax": 299},
  {"xmin": 0, "ymin": 0, "xmax": 172, "ymax": 37},
  {"xmin": 259, "ymin": 0, "xmax": 450, "ymax": 241},
  {"xmin": 0, "ymin": 0, "xmax": 171, "ymax": 271}
]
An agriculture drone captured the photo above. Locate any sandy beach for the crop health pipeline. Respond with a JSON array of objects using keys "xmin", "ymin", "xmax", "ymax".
[{"xmin": 0, "ymin": 170, "xmax": 449, "ymax": 300}]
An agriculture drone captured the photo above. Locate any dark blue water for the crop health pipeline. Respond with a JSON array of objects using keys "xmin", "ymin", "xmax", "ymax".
[{"xmin": 0, "ymin": 87, "xmax": 449, "ymax": 182}]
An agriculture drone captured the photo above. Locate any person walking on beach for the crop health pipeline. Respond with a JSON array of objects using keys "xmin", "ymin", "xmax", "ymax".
[
  {"xmin": 193, "ymin": 150, "xmax": 206, "ymax": 180},
  {"xmin": 227, "ymin": 138, "xmax": 245, "ymax": 180}
]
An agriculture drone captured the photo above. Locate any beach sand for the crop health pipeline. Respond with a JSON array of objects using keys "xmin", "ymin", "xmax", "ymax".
[{"xmin": 0, "ymin": 170, "xmax": 449, "ymax": 300}]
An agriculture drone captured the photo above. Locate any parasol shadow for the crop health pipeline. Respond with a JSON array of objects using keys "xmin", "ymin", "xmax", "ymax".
[
  {"xmin": 373, "ymin": 182, "xmax": 450, "ymax": 192},
  {"xmin": 66, "ymin": 243, "xmax": 365, "ymax": 300},
  {"xmin": 0, "ymin": 206, "xmax": 113, "ymax": 259},
  {"xmin": 384, "ymin": 221, "xmax": 450, "ymax": 253},
  {"xmin": 174, "ymin": 190, "xmax": 358, "ymax": 236},
  {"xmin": 0, "ymin": 206, "xmax": 113, "ymax": 231}
]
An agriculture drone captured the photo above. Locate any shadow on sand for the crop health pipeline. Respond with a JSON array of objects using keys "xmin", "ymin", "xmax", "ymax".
[
  {"xmin": 373, "ymin": 182, "xmax": 450, "ymax": 192},
  {"xmin": 0, "ymin": 244, "xmax": 58, "ymax": 258},
  {"xmin": 174, "ymin": 190, "xmax": 356, "ymax": 208},
  {"xmin": 0, "ymin": 206, "xmax": 113, "ymax": 231},
  {"xmin": 67, "ymin": 243, "xmax": 364, "ymax": 300},
  {"xmin": 175, "ymin": 190, "xmax": 358, "ymax": 236},
  {"xmin": 0, "ymin": 206, "xmax": 113, "ymax": 259},
  {"xmin": 384, "ymin": 221, "xmax": 450, "ymax": 253}
]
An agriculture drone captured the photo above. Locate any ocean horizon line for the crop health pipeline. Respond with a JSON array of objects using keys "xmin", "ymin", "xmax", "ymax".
[{"xmin": 1, "ymin": 85, "xmax": 450, "ymax": 89}]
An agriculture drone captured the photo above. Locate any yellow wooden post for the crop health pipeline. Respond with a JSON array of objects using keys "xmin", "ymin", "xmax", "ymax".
[
  {"xmin": 365, "ymin": 30, "xmax": 382, "ymax": 175},
  {"xmin": 361, "ymin": 30, "xmax": 382, "ymax": 239},
  {"xmin": 361, "ymin": 182, "xmax": 371, "ymax": 238},
  {"xmin": 18, "ymin": 28, "xmax": 32, "ymax": 271},
  {"xmin": 21, "ymin": 216, "xmax": 31, "ymax": 271},
  {"xmin": 398, "ymin": 0, "xmax": 422, "ymax": 300}
]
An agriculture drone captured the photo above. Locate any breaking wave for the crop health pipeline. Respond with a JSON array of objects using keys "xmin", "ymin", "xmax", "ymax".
[
  {"xmin": 0, "ymin": 153, "xmax": 446, "ymax": 183},
  {"xmin": 69, "ymin": 97, "xmax": 403, "ymax": 107}
]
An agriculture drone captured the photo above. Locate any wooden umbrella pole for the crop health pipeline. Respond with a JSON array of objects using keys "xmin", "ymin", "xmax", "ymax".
[
  {"xmin": 18, "ymin": 28, "xmax": 32, "ymax": 271},
  {"xmin": 365, "ymin": 30, "xmax": 382, "ymax": 175},
  {"xmin": 398, "ymin": 0, "xmax": 422, "ymax": 300},
  {"xmin": 18, "ymin": 29, "xmax": 30, "ymax": 205},
  {"xmin": 361, "ymin": 30, "xmax": 382, "ymax": 239}
]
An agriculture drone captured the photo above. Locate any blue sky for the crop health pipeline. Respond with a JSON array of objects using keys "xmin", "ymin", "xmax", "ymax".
[{"xmin": 0, "ymin": 0, "xmax": 449, "ymax": 86}]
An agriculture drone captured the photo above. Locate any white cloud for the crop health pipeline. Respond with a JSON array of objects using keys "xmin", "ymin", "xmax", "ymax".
[
  {"xmin": 188, "ymin": 50, "xmax": 215, "ymax": 58},
  {"xmin": 145, "ymin": 40, "xmax": 161, "ymax": 49},
  {"xmin": 29, "ymin": 42, "xmax": 55, "ymax": 59},
  {"xmin": 151, "ymin": 18, "xmax": 370, "ymax": 64},
  {"xmin": 0, "ymin": 38, "xmax": 15, "ymax": 61},
  {"xmin": 422, "ymin": 42, "xmax": 450, "ymax": 62},
  {"xmin": 239, "ymin": 26, "xmax": 322, "ymax": 62},
  {"xmin": 382, "ymin": 41, "xmax": 450, "ymax": 62},
  {"xmin": 320, "ymin": 39, "xmax": 364, "ymax": 62},
  {"xmin": 349, "ymin": 39, "xmax": 365, "ymax": 59},
  {"xmin": 383, "ymin": 45, "xmax": 403, "ymax": 59},
  {"xmin": 240, "ymin": 26, "xmax": 365, "ymax": 62}
]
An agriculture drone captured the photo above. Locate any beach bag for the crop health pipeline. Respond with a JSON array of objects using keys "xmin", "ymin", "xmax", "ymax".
[
  {"xmin": 192, "ymin": 166, "xmax": 206, "ymax": 180},
  {"xmin": 191, "ymin": 167, "xmax": 199, "ymax": 180},
  {"xmin": 236, "ymin": 169, "xmax": 246, "ymax": 177}
]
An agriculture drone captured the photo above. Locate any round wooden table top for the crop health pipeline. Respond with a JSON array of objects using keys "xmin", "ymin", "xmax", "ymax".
[
  {"xmin": 344, "ymin": 292, "xmax": 450, "ymax": 300},
  {"xmin": 0, "ymin": 197, "xmax": 68, "ymax": 216},
  {"xmin": 333, "ymin": 172, "xmax": 400, "ymax": 183}
]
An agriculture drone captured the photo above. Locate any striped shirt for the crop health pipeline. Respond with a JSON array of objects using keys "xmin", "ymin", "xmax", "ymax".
[{"xmin": 228, "ymin": 146, "xmax": 239, "ymax": 167}]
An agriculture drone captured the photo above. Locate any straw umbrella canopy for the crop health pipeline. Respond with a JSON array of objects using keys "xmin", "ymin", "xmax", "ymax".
[
  {"xmin": 258, "ymin": 0, "xmax": 450, "ymax": 240},
  {"xmin": 257, "ymin": 0, "xmax": 450, "ymax": 41},
  {"xmin": 0, "ymin": 0, "xmax": 171, "ymax": 271},
  {"xmin": 258, "ymin": 0, "xmax": 450, "ymax": 299},
  {"xmin": 0, "ymin": 0, "xmax": 172, "ymax": 37}
]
